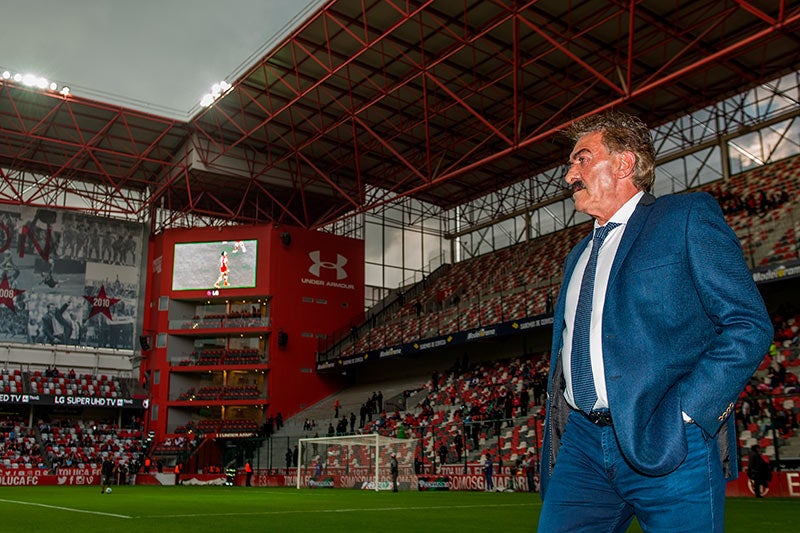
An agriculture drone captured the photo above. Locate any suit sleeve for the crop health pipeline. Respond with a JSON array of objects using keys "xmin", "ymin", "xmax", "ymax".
[{"xmin": 679, "ymin": 193, "xmax": 773, "ymax": 434}]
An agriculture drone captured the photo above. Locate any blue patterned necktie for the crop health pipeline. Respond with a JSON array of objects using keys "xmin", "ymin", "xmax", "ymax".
[{"xmin": 571, "ymin": 222, "xmax": 620, "ymax": 412}]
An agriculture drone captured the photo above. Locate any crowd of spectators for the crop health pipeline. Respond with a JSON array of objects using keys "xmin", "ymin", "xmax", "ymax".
[
  {"xmin": 38, "ymin": 418, "xmax": 144, "ymax": 473},
  {"xmin": 735, "ymin": 306, "xmax": 800, "ymax": 470},
  {"xmin": 0, "ymin": 416, "xmax": 45, "ymax": 469},
  {"xmin": 29, "ymin": 367, "xmax": 124, "ymax": 399},
  {"xmin": 711, "ymin": 186, "xmax": 790, "ymax": 217},
  {"xmin": 313, "ymin": 305, "xmax": 800, "ymax": 474},
  {"xmin": 311, "ymin": 353, "xmax": 550, "ymax": 469}
]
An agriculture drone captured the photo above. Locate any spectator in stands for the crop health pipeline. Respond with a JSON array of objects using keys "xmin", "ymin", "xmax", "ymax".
[
  {"xmin": 414, "ymin": 454, "xmax": 423, "ymax": 475},
  {"xmin": 539, "ymin": 111, "xmax": 772, "ymax": 532},
  {"xmin": 519, "ymin": 387, "xmax": 530, "ymax": 417},
  {"xmin": 438, "ymin": 442, "xmax": 448, "ymax": 467},
  {"xmin": 349, "ymin": 412, "xmax": 356, "ymax": 434},
  {"xmin": 285, "ymin": 448, "xmax": 293, "ymax": 471},
  {"xmin": 454, "ymin": 433, "xmax": 463, "ymax": 462},
  {"xmin": 370, "ymin": 391, "xmax": 378, "ymax": 414},
  {"xmin": 740, "ymin": 399, "xmax": 752, "ymax": 426},
  {"xmin": 747, "ymin": 444, "xmax": 772, "ymax": 498},
  {"xmin": 785, "ymin": 371, "xmax": 799, "ymax": 393}
]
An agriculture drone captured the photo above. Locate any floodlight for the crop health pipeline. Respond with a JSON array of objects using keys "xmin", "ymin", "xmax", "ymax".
[{"xmin": 199, "ymin": 80, "xmax": 231, "ymax": 107}]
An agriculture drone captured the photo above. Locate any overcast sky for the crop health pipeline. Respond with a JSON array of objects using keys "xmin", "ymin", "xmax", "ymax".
[{"xmin": 0, "ymin": 0, "xmax": 326, "ymax": 118}]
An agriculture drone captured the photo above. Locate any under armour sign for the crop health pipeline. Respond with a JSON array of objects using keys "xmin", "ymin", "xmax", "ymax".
[{"xmin": 308, "ymin": 251, "xmax": 348, "ymax": 280}]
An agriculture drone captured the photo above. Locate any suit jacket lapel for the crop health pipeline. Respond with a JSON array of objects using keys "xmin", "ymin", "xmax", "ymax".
[{"xmin": 607, "ymin": 192, "xmax": 655, "ymax": 288}]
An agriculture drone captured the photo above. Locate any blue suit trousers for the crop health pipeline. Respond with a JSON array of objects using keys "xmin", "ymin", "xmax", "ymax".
[{"xmin": 538, "ymin": 411, "xmax": 725, "ymax": 532}]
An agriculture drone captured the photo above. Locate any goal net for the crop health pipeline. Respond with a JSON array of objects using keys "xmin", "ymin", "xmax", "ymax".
[{"xmin": 296, "ymin": 433, "xmax": 417, "ymax": 491}]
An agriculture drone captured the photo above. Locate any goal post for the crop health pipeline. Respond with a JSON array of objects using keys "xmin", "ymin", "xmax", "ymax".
[{"xmin": 296, "ymin": 433, "xmax": 417, "ymax": 490}]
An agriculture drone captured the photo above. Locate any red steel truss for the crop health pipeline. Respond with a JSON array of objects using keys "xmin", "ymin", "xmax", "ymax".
[{"xmin": 1, "ymin": 0, "xmax": 798, "ymax": 230}]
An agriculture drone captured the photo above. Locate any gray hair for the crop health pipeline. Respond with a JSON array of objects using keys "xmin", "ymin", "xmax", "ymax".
[{"xmin": 564, "ymin": 111, "xmax": 656, "ymax": 193}]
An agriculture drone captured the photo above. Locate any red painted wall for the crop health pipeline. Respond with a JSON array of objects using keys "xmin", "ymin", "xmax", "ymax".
[
  {"xmin": 267, "ymin": 226, "xmax": 364, "ymax": 418},
  {"xmin": 141, "ymin": 224, "xmax": 363, "ymax": 439}
]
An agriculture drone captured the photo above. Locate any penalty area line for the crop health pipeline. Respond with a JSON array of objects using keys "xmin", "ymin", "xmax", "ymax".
[
  {"xmin": 0, "ymin": 498, "xmax": 132, "ymax": 519},
  {"xmin": 139, "ymin": 502, "xmax": 534, "ymax": 519}
]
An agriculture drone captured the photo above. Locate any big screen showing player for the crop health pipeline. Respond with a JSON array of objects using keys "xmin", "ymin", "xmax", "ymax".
[{"xmin": 171, "ymin": 239, "xmax": 258, "ymax": 291}]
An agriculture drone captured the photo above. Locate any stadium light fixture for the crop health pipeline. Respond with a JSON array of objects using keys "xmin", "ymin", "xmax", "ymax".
[
  {"xmin": 199, "ymin": 80, "xmax": 232, "ymax": 108},
  {"xmin": 1, "ymin": 67, "xmax": 70, "ymax": 97}
]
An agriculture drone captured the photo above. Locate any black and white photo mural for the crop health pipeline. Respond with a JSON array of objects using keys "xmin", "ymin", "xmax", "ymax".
[{"xmin": 0, "ymin": 206, "xmax": 144, "ymax": 350}]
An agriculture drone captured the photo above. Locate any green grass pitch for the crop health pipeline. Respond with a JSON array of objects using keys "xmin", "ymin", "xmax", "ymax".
[{"xmin": 0, "ymin": 486, "xmax": 795, "ymax": 532}]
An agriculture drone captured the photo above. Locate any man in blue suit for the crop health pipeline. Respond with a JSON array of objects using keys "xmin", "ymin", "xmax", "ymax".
[{"xmin": 538, "ymin": 111, "xmax": 772, "ymax": 532}]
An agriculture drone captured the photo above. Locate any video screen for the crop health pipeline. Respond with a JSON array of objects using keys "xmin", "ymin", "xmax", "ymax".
[{"xmin": 172, "ymin": 239, "xmax": 257, "ymax": 291}]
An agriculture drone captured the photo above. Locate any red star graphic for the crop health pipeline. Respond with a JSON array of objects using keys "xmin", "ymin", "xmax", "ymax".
[
  {"xmin": 84, "ymin": 284, "xmax": 121, "ymax": 320},
  {"xmin": 0, "ymin": 275, "xmax": 25, "ymax": 312}
]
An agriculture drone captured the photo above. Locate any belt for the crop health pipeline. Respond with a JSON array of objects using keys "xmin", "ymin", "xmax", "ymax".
[{"xmin": 581, "ymin": 409, "xmax": 613, "ymax": 426}]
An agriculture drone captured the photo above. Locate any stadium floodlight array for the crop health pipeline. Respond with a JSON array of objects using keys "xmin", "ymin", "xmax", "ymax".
[
  {"xmin": 1, "ymin": 69, "xmax": 70, "ymax": 96},
  {"xmin": 296, "ymin": 433, "xmax": 417, "ymax": 491},
  {"xmin": 199, "ymin": 81, "xmax": 231, "ymax": 108}
]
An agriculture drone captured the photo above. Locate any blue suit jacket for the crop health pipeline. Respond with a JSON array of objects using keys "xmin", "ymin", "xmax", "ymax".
[{"xmin": 540, "ymin": 192, "xmax": 772, "ymax": 497}]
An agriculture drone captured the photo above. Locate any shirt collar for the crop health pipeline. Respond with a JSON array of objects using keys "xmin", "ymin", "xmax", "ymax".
[{"xmin": 594, "ymin": 190, "xmax": 644, "ymax": 229}]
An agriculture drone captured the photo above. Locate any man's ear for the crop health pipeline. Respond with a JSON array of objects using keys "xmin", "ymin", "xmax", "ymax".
[{"xmin": 615, "ymin": 150, "xmax": 637, "ymax": 180}]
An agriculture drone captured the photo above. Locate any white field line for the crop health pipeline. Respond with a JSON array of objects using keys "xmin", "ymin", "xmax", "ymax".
[
  {"xmin": 0, "ymin": 498, "xmax": 132, "ymax": 519},
  {"xmin": 138, "ymin": 502, "xmax": 535, "ymax": 519}
]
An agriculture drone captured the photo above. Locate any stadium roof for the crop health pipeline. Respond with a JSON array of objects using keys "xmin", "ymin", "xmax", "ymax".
[{"xmin": 1, "ymin": 0, "xmax": 798, "ymax": 230}]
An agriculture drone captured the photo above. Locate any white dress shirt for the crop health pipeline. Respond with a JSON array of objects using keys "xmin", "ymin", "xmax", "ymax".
[{"xmin": 563, "ymin": 191, "xmax": 644, "ymax": 411}]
